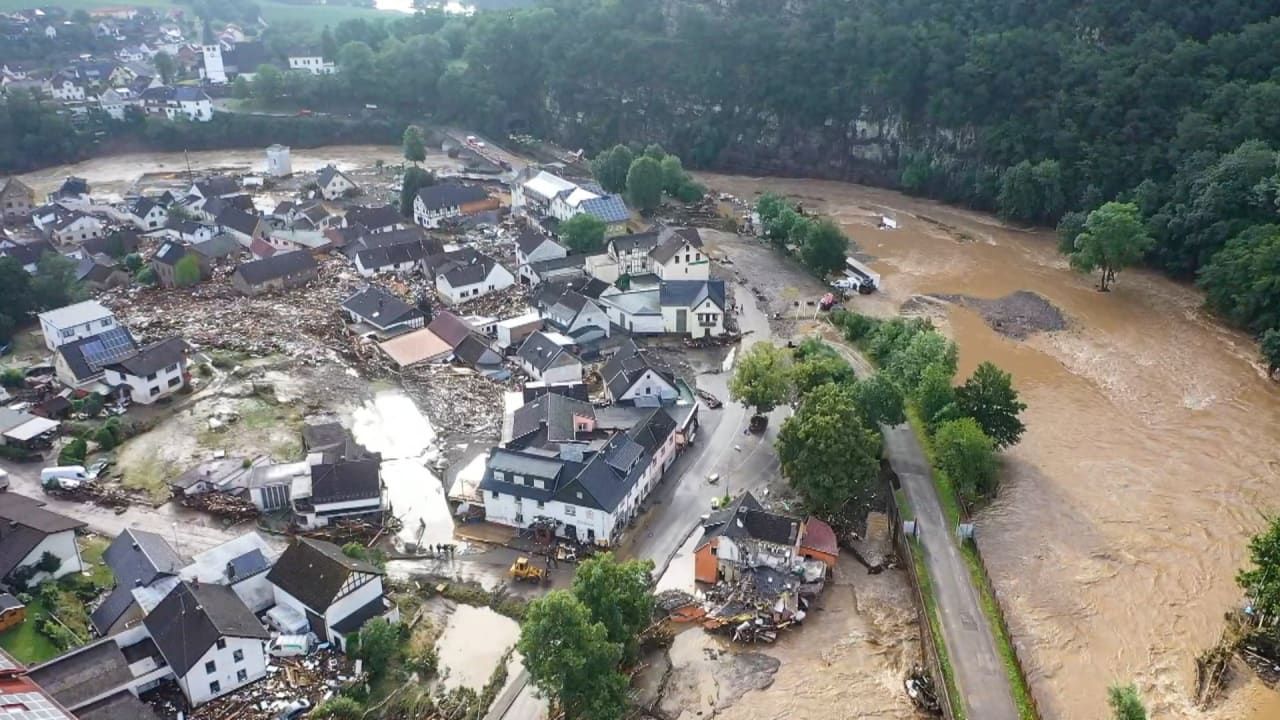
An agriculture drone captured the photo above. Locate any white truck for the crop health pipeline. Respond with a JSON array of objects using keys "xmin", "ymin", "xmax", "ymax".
[
  {"xmin": 41, "ymin": 466, "xmax": 87, "ymax": 491},
  {"xmin": 843, "ymin": 257, "xmax": 881, "ymax": 294}
]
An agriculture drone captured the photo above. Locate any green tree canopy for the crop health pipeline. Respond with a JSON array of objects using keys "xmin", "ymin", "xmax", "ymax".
[
  {"xmin": 791, "ymin": 351, "xmax": 854, "ymax": 396},
  {"xmin": 1261, "ymin": 328, "xmax": 1280, "ymax": 377},
  {"xmin": 354, "ymin": 618, "xmax": 400, "ymax": 679},
  {"xmin": 518, "ymin": 590, "xmax": 628, "ymax": 720},
  {"xmin": 915, "ymin": 363, "xmax": 962, "ymax": 432},
  {"xmin": 58, "ymin": 437, "xmax": 87, "ymax": 466},
  {"xmin": 848, "ymin": 373, "xmax": 906, "ymax": 428},
  {"xmin": 559, "ymin": 213, "xmax": 607, "ymax": 254},
  {"xmin": 1107, "ymin": 683, "xmax": 1148, "ymax": 720},
  {"xmin": 251, "ymin": 64, "xmax": 283, "ymax": 100},
  {"xmin": 400, "ymin": 166, "xmax": 436, "ymax": 217},
  {"xmin": 402, "ymin": 124, "xmax": 426, "ymax": 165},
  {"xmin": 659, "ymin": 155, "xmax": 685, "ymax": 194},
  {"xmin": 154, "ymin": 52, "xmax": 176, "ymax": 85},
  {"xmin": 590, "ymin": 145, "xmax": 634, "ymax": 194},
  {"xmin": 776, "ymin": 383, "xmax": 882, "ymax": 517},
  {"xmin": 798, "ymin": 218, "xmax": 850, "ymax": 277},
  {"xmin": 625, "ymin": 156, "xmax": 664, "ymax": 213},
  {"xmin": 933, "ymin": 417, "xmax": 999, "ymax": 505},
  {"xmin": 954, "ymin": 361, "xmax": 1026, "ymax": 449},
  {"xmin": 570, "ymin": 553, "xmax": 654, "ymax": 661},
  {"xmin": 1198, "ymin": 224, "xmax": 1280, "ymax": 334},
  {"xmin": 1238, "ymin": 515, "xmax": 1280, "ymax": 617},
  {"xmin": 1069, "ymin": 202, "xmax": 1155, "ymax": 291},
  {"xmin": 31, "ymin": 252, "xmax": 85, "ymax": 310},
  {"xmin": 173, "ymin": 254, "xmax": 202, "ymax": 287},
  {"xmin": 0, "ymin": 257, "xmax": 33, "ymax": 343},
  {"xmin": 729, "ymin": 343, "xmax": 793, "ymax": 416}
]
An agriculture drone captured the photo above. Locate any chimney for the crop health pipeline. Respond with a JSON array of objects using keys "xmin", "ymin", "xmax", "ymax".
[{"xmin": 132, "ymin": 541, "xmax": 140, "ymax": 550}]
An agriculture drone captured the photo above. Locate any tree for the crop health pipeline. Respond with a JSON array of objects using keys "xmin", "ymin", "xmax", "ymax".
[
  {"xmin": 884, "ymin": 330, "xmax": 958, "ymax": 394},
  {"xmin": 0, "ymin": 257, "xmax": 33, "ymax": 343},
  {"xmin": 94, "ymin": 426, "xmax": 117, "ymax": 451},
  {"xmin": 154, "ymin": 52, "xmax": 176, "ymax": 85},
  {"xmin": 123, "ymin": 253, "xmax": 142, "ymax": 272},
  {"xmin": 136, "ymin": 267, "xmax": 157, "ymax": 286},
  {"xmin": 659, "ymin": 155, "xmax": 685, "ymax": 195},
  {"xmin": 231, "ymin": 76, "xmax": 251, "ymax": 100},
  {"xmin": 402, "ymin": 125, "xmax": 426, "ymax": 165},
  {"xmin": 590, "ymin": 145, "xmax": 633, "ymax": 194},
  {"xmin": 1107, "ymin": 683, "xmax": 1148, "ymax": 720},
  {"xmin": 1198, "ymin": 225, "xmax": 1280, "ymax": 334},
  {"xmin": 519, "ymin": 591, "xmax": 628, "ymax": 720},
  {"xmin": 625, "ymin": 156, "xmax": 664, "ymax": 213},
  {"xmin": 954, "ymin": 362, "xmax": 1026, "ymax": 449},
  {"xmin": 35, "ymin": 551, "xmax": 61, "ymax": 575},
  {"xmin": 31, "ymin": 252, "xmax": 84, "ymax": 310},
  {"xmin": 173, "ymin": 255, "xmax": 202, "ymax": 287},
  {"xmin": 320, "ymin": 26, "xmax": 338, "ymax": 61},
  {"xmin": 916, "ymin": 363, "xmax": 961, "ymax": 432},
  {"xmin": 848, "ymin": 373, "xmax": 906, "ymax": 428},
  {"xmin": 729, "ymin": 343, "xmax": 792, "ymax": 416},
  {"xmin": 571, "ymin": 553, "xmax": 654, "ymax": 661},
  {"xmin": 400, "ymin": 166, "xmax": 436, "ymax": 217},
  {"xmin": 252, "ymin": 64, "xmax": 282, "ymax": 100},
  {"xmin": 559, "ymin": 213, "xmax": 606, "ymax": 254},
  {"xmin": 313, "ymin": 697, "xmax": 362, "ymax": 719},
  {"xmin": 798, "ymin": 218, "xmax": 849, "ymax": 277},
  {"xmin": 58, "ymin": 438, "xmax": 87, "ymax": 466},
  {"xmin": 1238, "ymin": 515, "xmax": 1280, "ymax": 618},
  {"xmin": 776, "ymin": 383, "xmax": 882, "ymax": 516},
  {"xmin": 933, "ymin": 418, "xmax": 999, "ymax": 505},
  {"xmin": 354, "ymin": 618, "xmax": 400, "ymax": 678},
  {"xmin": 1069, "ymin": 202, "xmax": 1154, "ymax": 291},
  {"xmin": 791, "ymin": 351, "xmax": 854, "ymax": 396},
  {"xmin": 1262, "ymin": 329, "xmax": 1280, "ymax": 378},
  {"xmin": 643, "ymin": 144, "xmax": 666, "ymax": 161}
]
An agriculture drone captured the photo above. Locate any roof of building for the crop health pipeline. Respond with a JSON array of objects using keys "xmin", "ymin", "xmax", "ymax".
[
  {"xmin": 56, "ymin": 327, "xmax": 138, "ymax": 383},
  {"xmin": 601, "ymin": 340, "xmax": 676, "ymax": 400},
  {"xmin": 0, "ymin": 494, "xmax": 86, "ymax": 578},
  {"xmin": 427, "ymin": 311, "xmax": 472, "ymax": 348},
  {"xmin": 578, "ymin": 194, "xmax": 630, "ymax": 224},
  {"xmin": 659, "ymin": 279, "xmax": 726, "ymax": 310},
  {"xmin": 344, "ymin": 204, "xmax": 402, "ymax": 230},
  {"xmin": 528, "ymin": 254, "xmax": 583, "ymax": 276},
  {"xmin": 378, "ymin": 327, "xmax": 452, "ymax": 367},
  {"xmin": 0, "ymin": 593, "xmax": 21, "ymax": 612},
  {"xmin": 151, "ymin": 239, "xmax": 187, "ymax": 266},
  {"xmin": 128, "ymin": 195, "xmax": 160, "ymax": 218},
  {"xmin": 424, "ymin": 247, "xmax": 501, "ymax": 288},
  {"xmin": 649, "ymin": 227, "xmax": 703, "ymax": 263},
  {"xmin": 89, "ymin": 585, "xmax": 140, "ymax": 636},
  {"xmin": 144, "ymin": 581, "xmax": 267, "ymax": 677},
  {"xmin": 216, "ymin": 206, "xmax": 262, "ymax": 237},
  {"xmin": 316, "ymin": 164, "xmax": 352, "ymax": 189},
  {"xmin": 609, "ymin": 231, "xmax": 660, "ymax": 254},
  {"xmin": 699, "ymin": 492, "xmax": 801, "ymax": 549},
  {"xmin": 194, "ymin": 175, "xmax": 238, "ymax": 197},
  {"xmin": 453, "ymin": 333, "xmax": 501, "ymax": 369},
  {"xmin": 37, "ymin": 300, "xmax": 112, "ymax": 329},
  {"xmin": 329, "ymin": 595, "xmax": 390, "ymax": 634},
  {"xmin": 49, "ymin": 210, "xmax": 97, "ymax": 232},
  {"xmin": 342, "ymin": 286, "xmax": 423, "ymax": 329},
  {"xmin": 74, "ymin": 688, "xmax": 162, "ymax": 720},
  {"xmin": 515, "ymin": 228, "xmax": 557, "ymax": 256},
  {"xmin": 309, "ymin": 459, "xmax": 381, "ymax": 504},
  {"xmin": 355, "ymin": 240, "xmax": 431, "ymax": 271},
  {"xmin": 520, "ymin": 170, "xmax": 577, "ymax": 201},
  {"xmin": 103, "ymin": 528, "xmax": 184, "ymax": 586},
  {"xmin": 180, "ymin": 532, "xmax": 277, "ymax": 586},
  {"xmin": 233, "ymin": 251, "xmax": 317, "ymax": 286},
  {"xmin": 75, "ymin": 254, "xmax": 121, "ymax": 284},
  {"xmin": 0, "ymin": 672, "xmax": 76, "ymax": 720},
  {"xmin": 0, "ymin": 238, "xmax": 57, "ymax": 268},
  {"xmin": 626, "ymin": 407, "xmax": 678, "ymax": 455},
  {"xmin": 104, "ymin": 336, "xmax": 186, "ymax": 378},
  {"xmin": 510, "ymin": 391, "xmax": 595, "ymax": 448},
  {"xmin": 800, "ymin": 517, "xmax": 839, "ymax": 556},
  {"xmin": 416, "ymin": 183, "xmax": 490, "ymax": 213},
  {"xmin": 266, "ymin": 537, "xmax": 380, "ymax": 613},
  {"xmin": 25, "ymin": 638, "xmax": 133, "ymax": 711},
  {"xmin": 516, "ymin": 331, "xmax": 581, "ymax": 375},
  {"xmin": 190, "ymin": 233, "xmax": 240, "ymax": 259}
]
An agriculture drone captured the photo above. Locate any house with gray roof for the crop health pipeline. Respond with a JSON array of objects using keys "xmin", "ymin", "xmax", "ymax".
[
  {"xmin": 0, "ymin": 493, "xmax": 85, "ymax": 586},
  {"xmin": 54, "ymin": 326, "xmax": 138, "ymax": 389},
  {"xmin": 543, "ymin": 290, "xmax": 611, "ymax": 343},
  {"xmin": 515, "ymin": 331, "xmax": 582, "ymax": 385},
  {"xmin": 316, "ymin": 165, "xmax": 357, "ymax": 201},
  {"xmin": 102, "ymin": 336, "xmax": 189, "ymax": 405},
  {"xmin": 230, "ymin": 251, "xmax": 318, "ymax": 296},
  {"xmin": 344, "ymin": 204, "xmax": 405, "ymax": 234},
  {"xmin": 342, "ymin": 285, "xmax": 426, "ymax": 339},
  {"xmin": 659, "ymin": 279, "xmax": 727, "ymax": 337},
  {"xmin": 651, "ymin": 227, "xmax": 708, "ymax": 280},
  {"xmin": 38, "ymin": 300, "xmax": 118, "ymax": 350},
  {"xmin": 413, "ymin": 183, "xmax": 497, "ymax": 228},
  {"xmin": 266, "ymin": 537, "xmax": 397, "ymax": 651},
  {"xmin": 423, "ymin": 247, "xmax": 515, "ymax": 304},
  {"xmin": 91, "ymin": 529, "xmax": 185, "ymax": 636},
  {"xmin": 600, "ymin": 340, "xmax": 679, "ymax": 405}
]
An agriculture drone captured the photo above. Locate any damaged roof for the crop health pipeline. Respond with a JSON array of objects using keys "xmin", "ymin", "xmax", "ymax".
[
  {"xmin": 699, "ymin": 491, "xmax": 801, "ymax": 549},
  {"xmin": 309, "ymin": 459, "xmax": 382, "ymax": 504}
]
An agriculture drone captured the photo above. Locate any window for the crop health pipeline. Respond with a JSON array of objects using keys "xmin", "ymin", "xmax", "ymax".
[
  {"xmin": 150, "ymin": 387, "xmax": 161, "ymax": 396},
  {"xmin": 233, "ymin": 649, "xmax": 243, "ymax": 662},
  {"xmin": 205, "ymin": 660, "xmax": 217, "ymax": 674},
  {"xmin": 100, "ymin": 318, "xmax": 112, "ymax": 328},
  {"xmin": 576, "ymin": 491, "xmax": 583, "ymax": 499},
  {"xmin": 493, "ymin": 471, "xmax": 504, "ymax": 482},
  {"xmin": 564, "ymin": 505, "xmax": 576, "ymax": 516},
  {"xmin": 644, "ymin": 386, "xmax": 651, "ymax": 395},
  {"xmin": 147, "ymin": 372, "xmax": 157, "ymax": 381},
  {"xmin": 216, "ymin": 639, "xmax": 226, "ymax": 650},
  {"xmin": 491, "ymin": 490, "xmax": 500, "ymax": 499},
  {"xmin": 536, "ymin": 500, "xmax": 544, "ymax": 509},
  {"xmin": 585, "ymin": 509, "xmax": 594, "ymax": 519},
  {"xmin": 168, "ymin": 376, "xmax": 181, "ymax": 388},
  {"xmin": 236, "ymin": 668, "xmax": 248, "ymax": 682},
  {"xmin": 209, "ymin": 681, "xmax": 221, "ymax": 694},
  {"xmin": 533, "ymin": 479, "xmax": 544, "ymax": 489},
  {"xmin": 167, "ymin": 362, "xmax": 179, "ymax": 373},
  {"xmin": 513, "ymin": 474, "xmax": 524, "ymax": 486},
  {"xmin": 61, "ymin": 328, "xmax": 74, "ymax": 338}
]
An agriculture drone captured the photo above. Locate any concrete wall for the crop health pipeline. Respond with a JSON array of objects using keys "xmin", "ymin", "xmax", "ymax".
[
  {"xmin": 179, "ymin": 635, "xmax": 268, "ymax": 706},
  {"xmin": 103, "ymin": 360, "xmax": 185, "ymax": 405}
]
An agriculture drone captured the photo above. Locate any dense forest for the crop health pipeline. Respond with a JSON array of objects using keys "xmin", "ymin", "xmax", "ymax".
[{"xmin": 4, "ymin": 0, "xmax": 1280, "ymax": 348}]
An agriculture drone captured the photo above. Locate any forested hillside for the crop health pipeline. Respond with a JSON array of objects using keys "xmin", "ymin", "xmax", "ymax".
[{"xmin": 4, "ymin": 0, "xmax": 1280, "ymax": 347}]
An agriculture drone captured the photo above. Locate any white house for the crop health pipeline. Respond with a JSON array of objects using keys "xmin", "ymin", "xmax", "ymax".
[
  {"xmin": 265, "ymin": 538, "xmax": 398, "ymax": 651},
  {"xmin": 412, "ymin": 183, "xmax": 495, "ymax": 228},
  {"xmin": 98, "ymin": 87, "xmax": 138, "ymax": 120},
  {"xmin": 341, "ymin": 285, "xmax": 426, "ymax": 339},
  {"xmin": 128, "ymin": 196, "xmax": 167, "ymax": 231},
  {"xmin": 102, "ymin": 337, "xmax": 188, "ymax": 405},
  {"xmin": 651, "ymin": 228, "xmax": 709, "ymax": 280},
  {"xmin": 607, "ymin": 231, "xmax": 661, "ymax": 276},
  {"xmin": 511, "ymin": 169, "xmax": 630, "ymax": 234},
  {"xmin": 659, "ymin": 280, "xmax": 727, "ymax": 338},
  {"xmin": 0, "ymin": 493, "xmax": 86, "ymax": 586},
  {"xmin": 143, "ymin": 581, "xmax": 270, "ymax": 706},
  {"xmin": 597, "ymin": 288, "xmax": 665, "ymax": 334},
  {"xmin": 38, "ymin": 300, "xmax": 118, "ymax": 350},
  {"xmin": 287, "ymin": 54, "xmax": 336, "ymax": 74},
  {"xmin": 516, "ymin": 331, "xmax": 583, "ymax": 384},
  {"xmin": 200, "ymin": 44, "xmax": 227, "ymax": 83},
  {"xmin": 543, "ymin": 290, "xmax": 611, "ymax": 342},
  {"xmin": 179, "ymin": 532, "xmax": 280, "ymax": 614},
  {"xmin": 44, "ymin": 73, "xmax": 84, "ymax": 102},
  {"xmin": 514, "ymin": 228, "xmax": 566, "ymax": 282},
  {"xmin": 316, "ymin": 165, "xmax": 357, "ymax": 201},
  {"xmin": 295, "ymin": 460, "xmax": 386, "ymax": 528},
  {"xmin": 265, "ymin": 144, "xmax": 292, "ymax": 177},
  {"xmin": 601, "ymin": 340, "xmax": 680, "ymax": 405},
  {"xmin": 49, "ymin": 211, "xmax": 104, "ymax": 246},
  {"xmin": 423, "ymin": 248, "xmax": 516, "ymax": 305},
  {"xmin": 55, "ymin": 326, "xmax": 139, "ymax": 389}
]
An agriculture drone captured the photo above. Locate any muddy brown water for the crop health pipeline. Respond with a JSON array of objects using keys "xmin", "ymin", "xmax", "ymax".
[{"xmin": 704, "ymin": 173, "xmax": 1280, "ymax": 720}]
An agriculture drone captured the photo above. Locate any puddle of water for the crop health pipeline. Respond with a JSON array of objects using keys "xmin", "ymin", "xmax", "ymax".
[
  {"xmin": 350, "ymin": 391, "xmax": 454, "ymax": 549},
  {"xmin": 655, "ymin": 530, "xmax": 701, "ymax": 594},
  {"xmin": 435, "ymin": 604, "xmax": 520, "ymax": 690}
]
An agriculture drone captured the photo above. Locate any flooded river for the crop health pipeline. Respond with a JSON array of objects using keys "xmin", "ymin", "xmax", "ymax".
[{"xmin": 703, "ymin": 174, "xmax": 1280, "ymax": 720}]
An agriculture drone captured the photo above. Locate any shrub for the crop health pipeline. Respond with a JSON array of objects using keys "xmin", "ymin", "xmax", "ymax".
[
  {"xmin": 0, "ymin": 368, "xmax": 24, "ymax": 388},
  {"xmin": 312, "ymin": 697, "xmax": 363, "ymax": 719},
  {"xmin": 58, "ymin": 438, "xmax": 87, "ymax": 466},
  {"xmin": 934, "ymin": 417, "xmax": 999, "ymax": 506},
  {"xmin": 94, "ymin": 426, "xmax": 117, "ymax": 450}
]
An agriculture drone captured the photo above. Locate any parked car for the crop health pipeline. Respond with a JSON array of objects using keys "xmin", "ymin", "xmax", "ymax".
[{"xmin": 275, "ymin": 699, "xmax": 311, "ymax": 719}]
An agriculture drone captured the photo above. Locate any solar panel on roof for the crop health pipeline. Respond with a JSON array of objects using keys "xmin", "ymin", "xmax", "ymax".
[{"xmin": 81, "ymin": 327, "xmax": 136, "ymax": 371}]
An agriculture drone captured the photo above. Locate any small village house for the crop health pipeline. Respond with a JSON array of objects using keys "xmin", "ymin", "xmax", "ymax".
[
  {"xmin": 542, "ymin": 290, "xmax": 611, "ymax": 343},
  {"xmin": 55, "ymin": 326, "xmax": 139, "ymax": 389},
  {"xmin": 422, "ymin": 247, "xmax": 515, "ymax": 304},
  {"xmin": 516, "ymin": 331, "xmax": 584, "ymax": 384},
  {"xmin": 90, "ymin": 528, "xmax": 185, "ymax": 636},
  {"xmin": 345, "ymin": 204, "xmax": 406, "ymax": 234},
  {"xmin": 127, "ymin": 196, "xmax": 167, "ymax": 230},
  {"xmin": 48, "ymin": 211, "xmax": 104, "ymax": 246},
  {"xmin": 265, "ymin": 537, "xmax": 398, "ymax": 650},
  {"xmin": 102, "ymin": 337, "xmax": 189, "ymax": 405},
  {"xmin": 413, "ymin": 183, "xmax": 498, "ymax": 228},
  {"xmin": 651, "ymin": 228, "xmax": 709, "ymax": 280},
  {"xmin": 38, "ymin": 300, "xmax": 119, "ymax": 350},
  {"xmin": 151, "ymin": 240, "xmax": 211, "ymax": 287},
  {"xmin": 0, "ymin": 493, "xmax": 86, "ymax": 586},
  {"xmin": 694, "ymin": 492, "xmax": 841, "ymax": 583},
  {"xmin": 0, "ymin": 177, "xmax": 34, "ymax": 223},
  {"xmin": 342, "ymin": 285, "xmax": 426, "ymax": 339},
  {"xmin": 74, "ymin": 253, "xmax": 129, "ymax": 291},
  {"xmin": 601, "ymin": 340, "xmax": 680, "ymax": 405},
  {"xmin": 316, "ymin": 165, "xmax": 357, "ymax": 201},
  {"xmin": 0, "ymin": 594, "xmax": 24, "ymax": 632},
  {"xmin": 231, "ymin": 251, "xmax": 319, "ymax": 296},
  {"xmin": 515, "ymin": 228, "xmax": 568, "ymax": 284}
]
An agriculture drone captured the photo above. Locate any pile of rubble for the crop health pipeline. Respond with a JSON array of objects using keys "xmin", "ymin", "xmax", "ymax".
[
  {"xmin": 176, "ymin": 650, "xmax": 360, "ymax": 720},
  {"xmin": 452, "ymin": 282, "xmax": 532, "ymax": 320},
  {"xmin": 180, "ymin": 491, "xmax": 260, "ymax": 521},
  {"xmin": 662, "ymin": 564, "xmax": 828, "ymax": 645},
  {"xmin": 399, "ymin": 364, "xmax": 508, "ymax": 438}
]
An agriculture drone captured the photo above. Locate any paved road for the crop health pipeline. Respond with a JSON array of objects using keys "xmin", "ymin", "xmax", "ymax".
[{"xmin": 830, "ymin": 341, "xmax": 1019, "ymax": 720}]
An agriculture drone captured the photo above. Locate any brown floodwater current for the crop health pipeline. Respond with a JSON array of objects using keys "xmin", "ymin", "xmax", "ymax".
[{"xmin": 701, "ymin": 173, "xmax": 1280, "ymax": 720}]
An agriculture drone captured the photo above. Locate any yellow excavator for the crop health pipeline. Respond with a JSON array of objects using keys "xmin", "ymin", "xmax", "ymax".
[{"xmin": 509, "ymin": 557, "xmax": 547, "ymax": 584}]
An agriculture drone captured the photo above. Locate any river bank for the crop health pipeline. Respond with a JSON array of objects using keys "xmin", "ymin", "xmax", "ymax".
[{"xmin": 700, "ymin": 172, "xmax": 1280, "ymax": 720}]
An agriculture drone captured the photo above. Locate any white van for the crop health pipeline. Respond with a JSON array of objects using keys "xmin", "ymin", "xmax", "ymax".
[
  {"xmin": 41, "ymin": 466, "xmax": 88, "ymax": 488},
  {"xmin": 0, "ymin": 469, "xmax": 9, "ymax": 492}
]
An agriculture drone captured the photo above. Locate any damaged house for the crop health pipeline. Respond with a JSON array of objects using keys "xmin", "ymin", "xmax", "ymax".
[
  {"xmin": 342, "ymin": 285, "xmax": 427, "ymax": 339},
  {"xmin": 90, "ymin": 528, "xmax": 185, "ymax": 636},
  {"xmin": 694, "ymin": 491, "xmax": 840, "ymax": 584},
  {"xmin": 231, "ymin": 251, "xmax": 318, "ymax": 296}
]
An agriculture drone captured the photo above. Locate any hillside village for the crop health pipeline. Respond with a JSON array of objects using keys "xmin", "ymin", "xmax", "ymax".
[{"xmin": 0, "ymin": 125, "xmax": 838, "ymax": 719}]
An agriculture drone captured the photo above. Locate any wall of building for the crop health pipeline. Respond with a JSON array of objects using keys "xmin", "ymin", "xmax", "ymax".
[
  {"xmin": 618, "ymin": 369, "xmax": 679, "ymax": 403},
  {"xmin": 17, "ymin": 531, "xmax": 83, "ymax": 584},
  {"xmin": 179, "ymin": 636, "xmax": 268, "ymax": 706},
  {"xmin": 655, "ymin": 247, "xmax": 709, "ymax": 280},
  {"xmin": 483, "ymin": 491, "xmax": 616, "ymax": 544},
  {"xmin": 103, "ymin": 360, "xmax": 185, "ymax": 405},
  {"xmin": 323, "ymin": 575, "xmax": 384, "ymax": 640},
  {"xmin": 42, "ymin": 314, "xmax": 117, "ymax": 350}
]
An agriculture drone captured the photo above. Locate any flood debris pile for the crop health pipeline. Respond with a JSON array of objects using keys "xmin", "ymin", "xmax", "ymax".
[
  {"xmin": 930, "ymin": 290, "xmax": 1068, "ymax": 339},
  {"xmin": 661, "ymin": 563, "xmax": 828, "ymax": 645},
  {"xmin": 399, "ymin": 365, "xmax": 508, "ymax": 438},
  {"xmin": 151, "ymin": 649, "xmax": 360, "ymax": 720},
  {"xmin": 180, "ymin": 490, "xmax": 261, "ymax": 521}
]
